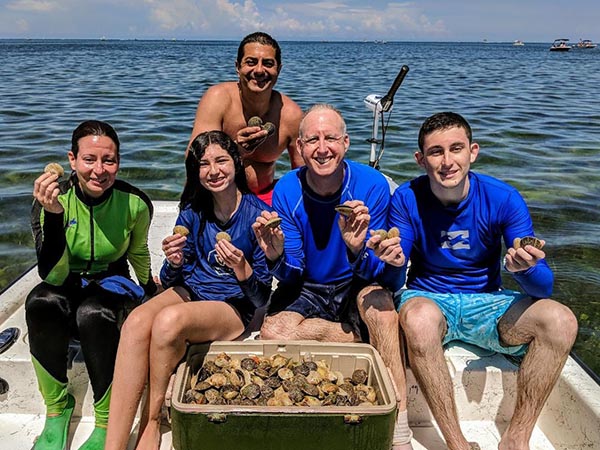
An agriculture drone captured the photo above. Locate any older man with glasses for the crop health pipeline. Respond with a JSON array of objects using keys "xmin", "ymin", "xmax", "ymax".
[{"xmin": 252, "ymin": 103, "xmax": 414, "ymax": 450}]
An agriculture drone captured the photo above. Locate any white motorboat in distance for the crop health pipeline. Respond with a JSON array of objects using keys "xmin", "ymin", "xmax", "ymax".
[
  {"xmin": 574, "ymin": 39, "xmax": 598, "ymax": 49},
  {"xmin": 550, "ymin": 38, "xmax": 571, "ymax": 51}
]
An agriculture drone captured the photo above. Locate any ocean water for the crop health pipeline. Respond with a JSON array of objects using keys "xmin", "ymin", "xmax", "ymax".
[{"xmin": 1, "ymin": 39, "xmax": 599, "ymax": 374}]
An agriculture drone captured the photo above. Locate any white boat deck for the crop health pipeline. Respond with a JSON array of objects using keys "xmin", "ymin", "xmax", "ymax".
[{"xmin": 1, "ymin": 201, "xmax": 599, "ymax": 449}]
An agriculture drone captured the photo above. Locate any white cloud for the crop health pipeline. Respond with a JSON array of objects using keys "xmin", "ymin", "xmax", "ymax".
[
  {"xmin": 266, "ymin": 1, "xmax": 447, "ymax": 39},
  {"xmin": 146, "ymin": 0, "xmax": 209, "ymax": 31},
  {"xmin": 302, "ymin": 1, "xmax": 347, "ymax": 11},
  {"xmin": 7, "ymin": 0, "xmax": 61, "ymax": 13},
  {"xmin": 137, "ymin": 0, "xmax": 445, "ymax": 39},
  {"xmin": 142, "ymin": 0, "xmax": 265, "ymax": 33},
  {"xmin": 214, "ymin": 0, "xmax": 266, "ymax": 32},
  {"xmin": 1, "ymin": 0, "xmax": 599, "ymax": 41},
  {"xmin": 2, "ymin": 0, "xmax": 447, "ymax": 39}
]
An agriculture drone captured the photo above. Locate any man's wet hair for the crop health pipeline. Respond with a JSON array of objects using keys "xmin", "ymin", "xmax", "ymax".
[
  {"xmin": 237, "ymin": 32, "xmax": 281, "ymax": 67},
  {"xmin": 418, "ymin": 112, "xmax": 472, "ymax": 152}
]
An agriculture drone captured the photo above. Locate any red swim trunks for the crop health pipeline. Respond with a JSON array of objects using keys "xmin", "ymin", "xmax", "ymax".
[{"xmin": 256, "ymin": 180, "xmax": 277, "ymax": 206}]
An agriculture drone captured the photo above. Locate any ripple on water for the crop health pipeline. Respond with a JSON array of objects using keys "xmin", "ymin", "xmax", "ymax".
[{"xmin": 1, "ymin": 40, "xmax": 599, "ymax": 372}]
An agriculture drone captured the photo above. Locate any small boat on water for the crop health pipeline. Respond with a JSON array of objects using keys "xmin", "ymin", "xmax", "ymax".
[
  {"xmin": 550, "ymin": 38, "xmax": 571, "ymax": 51},
  {"xmin": 574, "ymin": 39, "xmax": 598, "ymax": 49},
  {"xmin": 513, "ymin": 40, "xmax": 525, "ymax": 46}
]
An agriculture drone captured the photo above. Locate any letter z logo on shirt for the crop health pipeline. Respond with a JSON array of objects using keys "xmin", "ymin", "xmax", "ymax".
[{"xmin": 441, "ymin": 230, "xmax": 470, "ymax": 250}]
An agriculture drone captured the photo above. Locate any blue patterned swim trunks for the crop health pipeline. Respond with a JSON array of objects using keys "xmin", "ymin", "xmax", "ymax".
[{"xmin": 396, "ymin": 289, "xmax": 528, "ymax": 356}]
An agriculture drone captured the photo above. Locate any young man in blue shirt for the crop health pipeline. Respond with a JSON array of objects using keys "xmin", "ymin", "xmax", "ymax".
[{"xmin": 367, "ymin": 111, "xmax": 578, "ymax": 450}]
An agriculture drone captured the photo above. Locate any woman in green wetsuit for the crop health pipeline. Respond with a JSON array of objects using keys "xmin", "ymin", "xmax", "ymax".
[{"xmin": 26, "ymin": 120, "xmax": 157, "ymax": 450}]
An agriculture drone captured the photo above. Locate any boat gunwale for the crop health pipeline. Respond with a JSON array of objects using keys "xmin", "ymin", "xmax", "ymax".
[
  {"xmin": 569, "ymin": 351, "xmax": 600, "ymax": 386},
  {"xmin": 0, "ymin": 263, "xmax": 36, "ymax": 298}
]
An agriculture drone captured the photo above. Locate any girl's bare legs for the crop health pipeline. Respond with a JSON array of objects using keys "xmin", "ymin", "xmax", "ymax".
[
  {"xmin": 104, "ymin": 288, "xmax": 184, "ymax": 450},
  {"xmin": 135, "ymin": 301, "xmax": 245, "ymax": 450}
]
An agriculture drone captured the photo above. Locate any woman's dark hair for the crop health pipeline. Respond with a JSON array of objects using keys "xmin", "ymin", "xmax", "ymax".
[
  {"xmin": 71, "ymin": 120, "xmax": 120, "ymax": 157},
  {"xmin": 237, "ymin": 31, "xmax": 281, "ymax": 67},
  {"xmin": 418, "ymin": 112, "xmax": 472, "ymax": 152},
  {"xmin": 180, "ymin": 131, "xmax": 250, "ymax": 218}
]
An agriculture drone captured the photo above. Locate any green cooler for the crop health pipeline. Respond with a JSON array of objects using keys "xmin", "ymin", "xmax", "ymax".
[{"xmin": 168, "ymin": 341, "xmax": 397, "ymax": 450}]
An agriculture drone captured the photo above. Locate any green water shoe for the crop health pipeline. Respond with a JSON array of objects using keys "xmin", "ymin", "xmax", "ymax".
[
  {"xmin": 33, "ymin": 393, "xmax": 75, "ymax": 450},
  {"xmin": 77, "ymin": 426, "xmax": 107, "ymax": 450},
  {"xmin": 77, "ymin": 383, "xmax": 111, "ymax": 450}
]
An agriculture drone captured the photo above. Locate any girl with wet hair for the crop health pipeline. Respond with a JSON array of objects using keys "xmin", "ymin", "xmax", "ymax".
[{"xmin": 105, "ymin": 130, "xmax": 272, "ymax": 450}]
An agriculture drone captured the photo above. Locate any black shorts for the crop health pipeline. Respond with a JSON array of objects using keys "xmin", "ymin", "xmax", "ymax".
[
  {"xmin": 268, "ymin": 278, "xmax": 369, "ymax": 340},
  {"xmin": 183, "ymin": 284, "xmax": 256, "ymax": 328}
]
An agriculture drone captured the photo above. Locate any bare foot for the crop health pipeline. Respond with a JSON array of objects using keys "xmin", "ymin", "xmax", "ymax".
[
  {"xmin": 392, "ymin": 442, "xmax": 414, "ymax": 450},
  {"xmin": 135, "ymin": 418, "xmax": 161, "ymax": 450},
  {"xmin": 498, "ymin": 436, "xmax": 530, "ymax": 450},
  {"xmin": 445, "ymin": 442, "xmax": 478, "ymax": 450}
]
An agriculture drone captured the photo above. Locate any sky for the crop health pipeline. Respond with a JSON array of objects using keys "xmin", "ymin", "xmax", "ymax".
[{"xmin": 0, "ymin": 0, "xmax": 598, "ymax": 42}]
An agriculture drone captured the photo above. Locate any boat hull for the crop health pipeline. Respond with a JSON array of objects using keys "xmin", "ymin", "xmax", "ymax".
[{"xmin": 1, "ymin": 201, "xmax": 599, "ymax": 449}]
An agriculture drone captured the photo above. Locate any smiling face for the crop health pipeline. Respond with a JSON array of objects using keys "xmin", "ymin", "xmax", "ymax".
[
  {"xmin": 198, "ymin": 143, "xmax": 237, "ymax": 195},
  {"xmin": 298, "ymin": 107, "xmax": 349, "ymax": 189},
  {"xmin": 68, "ymin": 134, "xmax": 119, "ymax": 198},
  {"xmin": 235, "ymin": 43, "xmax": 281, "ymax": 94},
  {"xmin": 415, "ymin": 125, "xmax": 479, "ymax": 203}
]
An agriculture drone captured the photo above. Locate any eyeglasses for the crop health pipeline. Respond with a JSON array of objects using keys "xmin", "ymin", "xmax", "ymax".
[{"xmin": 301, "ymin": 135, "xmax": 345, "ymax": 149}]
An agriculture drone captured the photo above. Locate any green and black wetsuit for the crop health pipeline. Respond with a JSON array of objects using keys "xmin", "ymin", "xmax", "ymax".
[
  {"xmin": 31, "ymin": 174, "xmax": 155, "ymax": 291},
  {"xmin": 25, "ymin": 173, "xmax": 156, "ymax": 424}
]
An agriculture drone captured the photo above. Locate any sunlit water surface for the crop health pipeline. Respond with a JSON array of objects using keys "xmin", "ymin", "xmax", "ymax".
[{"xmin": 1, "ymin": 40, "xmax": 598, "ymax": 373}]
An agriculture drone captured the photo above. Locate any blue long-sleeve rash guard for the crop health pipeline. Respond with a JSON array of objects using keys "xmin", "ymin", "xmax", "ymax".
[
  {"xmin": 270, "ymin": 160, "xmax": 390, "ymax": 285},
  {"xmin": 382, "ymin": 172, "xmax": 553, "ymax": 299},
  {"xmin": 160, "ymin": 194, "xmax": 272, "ymax": 308}
]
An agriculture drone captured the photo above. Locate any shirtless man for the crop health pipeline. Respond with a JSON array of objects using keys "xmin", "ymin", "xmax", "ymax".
[{"xmin": 188, "ymin": 31, "xmax": 303, "ymax": 205}]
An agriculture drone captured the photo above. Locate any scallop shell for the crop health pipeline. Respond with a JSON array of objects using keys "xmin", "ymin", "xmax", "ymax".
[
  {"xmin": 247, "ymin": 116, "xmax": 263, "ymax": 127},
  {"xmin": 387, "ymin": 227, "xmax": 400, "ymax": 238},
  {"xmin": 215, "ymin": 231, "xmax": 232, "ymax": 242},
  {"xmin": 370, "ymin": 229, "xmax": 388, "ymax": 240},
  {"xmin": 514, "ymin": 236, "xmax": 543, "ymax": 250},
  {"xmin": 264, "ymin": 217, "xmax": 282, "ymax": 229},
  {"xmin": 172, "ymin": 225, "xmax": 190, "ymax": 237},
  {"xmin": 44, "ymin": 162, "xmax": 65, "ymax": 177},
  {"xmin": 262, "ymin": 122, "xmax": 276, "ymax": 136},
  {"xmin": 334, "ymin": 205, "xmax": 354, "ymax": 217}
]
